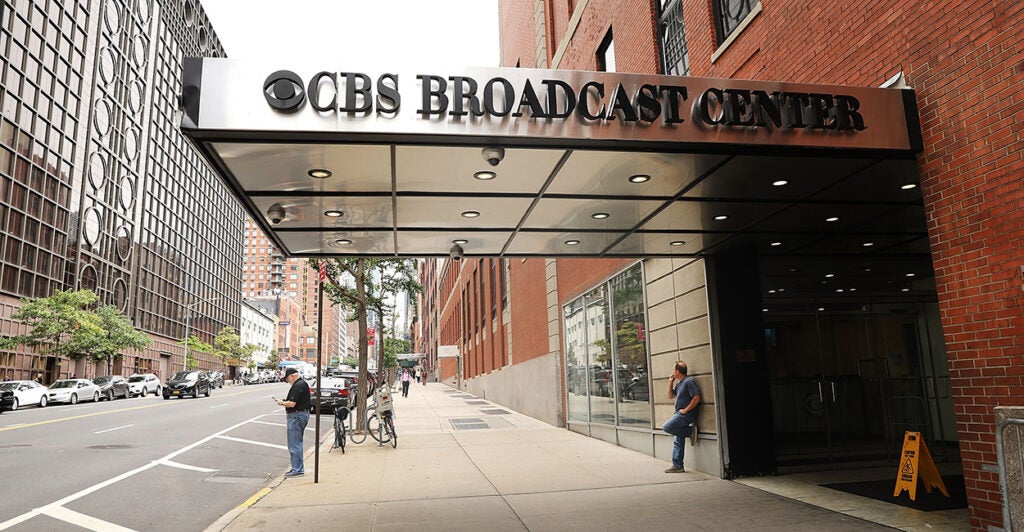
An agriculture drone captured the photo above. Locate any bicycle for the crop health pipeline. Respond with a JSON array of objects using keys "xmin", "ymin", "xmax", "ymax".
[
  {"xmin": 367, "ymin": 385, "xmax": 397, "ymax": 448},
  {"xmin": 331, "ymin": 404, "xmax": 348, "ymax": 453}
]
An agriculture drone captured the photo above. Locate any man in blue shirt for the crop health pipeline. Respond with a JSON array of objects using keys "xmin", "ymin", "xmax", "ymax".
[{"xmin": 662, "ymin": 361, "xmax": 700, "ymax": 473}]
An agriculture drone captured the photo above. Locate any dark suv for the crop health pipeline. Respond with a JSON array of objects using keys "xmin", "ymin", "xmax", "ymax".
[
  {"xmin": 93, "ymin": 375, "xmax": 129, "ymax": 401},
  {"xmin": 163, "ymin": 371, "xmax": 211, "ymax": 399}
]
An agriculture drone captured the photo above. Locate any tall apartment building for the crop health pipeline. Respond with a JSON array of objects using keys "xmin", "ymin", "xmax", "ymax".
[
  {"xmin": 0, "ymin": 0, "xmax": 242, "ymax": 382},
  {"xmin": 241, "ymin": 218, "xmax": 340, "ymax": 367},
  {"xmin": 414, "ymin": 1, "xmax": 1024, "ymax": 529}
]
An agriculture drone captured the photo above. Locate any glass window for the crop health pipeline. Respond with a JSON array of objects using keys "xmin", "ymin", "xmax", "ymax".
[
  {"xmin": 713, "ymin": 0, "xmax": 756, "ymax": 45},
  {"xmin": 659, "ymin": 0, "xmax": 690, "ymax": 76},
  {"xmin": 562, "ymin": 263, "xmax": 650, "ymax": 427},
  {"xmin": 597, "ymin": 29, "xmax": 615, "ymax": 72}
]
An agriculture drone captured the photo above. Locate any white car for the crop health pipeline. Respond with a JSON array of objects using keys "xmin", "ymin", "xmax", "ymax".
[
  {"xmin": 0, "ymin": 380, "xmax": 49, "ymax": 410},
  {"xmin": 127, "ymin": 373, "xmax": 162, "ymax": 397},
  {"xmin": 47, "ymin": 379, "xmax": 101, "ymax": 404}
]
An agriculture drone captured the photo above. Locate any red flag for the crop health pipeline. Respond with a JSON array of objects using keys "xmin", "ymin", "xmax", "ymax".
[{"xmin": 318, "ymin": 261, "xmax": 327, "ymax": 282}]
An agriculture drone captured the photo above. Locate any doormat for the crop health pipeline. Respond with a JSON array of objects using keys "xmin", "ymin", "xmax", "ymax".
[{"xmin": 821, "ymin": 475, "xmax": 967, "ymax": 512}]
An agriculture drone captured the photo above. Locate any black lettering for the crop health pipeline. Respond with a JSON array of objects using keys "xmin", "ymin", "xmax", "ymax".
[
  {"xmin": 542, "ymin": 79, "xmax": 576, "ymax": 119},
  {"xmin": 635, "ymin": 84, "xmax": 661, "ymax": 123},
  {"xmin": 659, "ymin": 85, "xmax": 688, "ymax": 124},
  {"xmin": 417, "ymin": 75, "xmax": 448, "ymax": 116},
  {"xmin": 833, "ymin": 95, "xmax": 866, "ymax": 131},
  {"xmin": 697, "ymin": 88, "xmax": 724, "ymax": 125},
  {"xmin": 307, "ymin": 71, "xmax": 336, "ymax": 113},
  {"xmin": 449, "ymin": 76, "xmax": 483, "ymax": 117},
  {"xmin": 513, "ymin": 79, "xmax": 547, "ymax": 118},
  {"xmin": 606, "ymin": 83, "xmax": 638, "ymax": 122},
  {"xmin": 483, "ymin": 77, "xmax": 516, "ymax": 116},
  {"xmin": 751, "ymin": 90, "xmax": 781, "ymax": 127},
  {"xmin": 339, "ymin": 73, "xmax": 372, "ymax": 113},
  {"xmin": 577, "ymin": 81, "xmax": 606, "ymax": 120},
  {"xmin": 375, "ymin": 73, "xmax": 400, "ymax": 114},
  {"xmin": 806, "ymin": 93, "xmax": 835, "ymax": 129},
  {"xmin": 778, "ymin": 92, "xmax": 810, "ymax": 128},
  {"xmin": 723, "ymin": 89, "xmax": 754, "ymax": 126}
]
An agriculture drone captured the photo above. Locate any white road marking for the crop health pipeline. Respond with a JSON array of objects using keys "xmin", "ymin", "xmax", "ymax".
[
  {"xmin": 0, "ymin": 414, "xmax": 267, "ymax": 530},
  {"xmin": 209, "ymin": 403, "xmax": 229, "ymax": 409},
  {"xmin": 4, "ymin": 423, "xmax": 26, "ymax": 428},
  {"xmin": 42, "ymin": 506, "xmax": 136, "ymax": 532},
  {"xmin": 216, "ymin": 435, "xmax": 288, "ymax": 450},
  {"xmin": 157, "ymin": 459, "xmax": 217, "ymax": 473},
  {"xmin": 251, "ymin": 420, "xmax": 285, "ymax": 428},
  {"xmin": 94, "ymin": 424, "xmax": 133, "ymax": 434}
]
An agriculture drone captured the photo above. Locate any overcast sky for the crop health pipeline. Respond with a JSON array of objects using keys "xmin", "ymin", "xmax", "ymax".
[{"xmin": 200, "ymin": 0, "xmax": 501, "ymax": 71}]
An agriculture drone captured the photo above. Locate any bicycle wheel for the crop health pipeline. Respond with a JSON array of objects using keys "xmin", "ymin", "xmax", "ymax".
[
  {"xmin": 385, "ymin": 414, "xmax": 397, "ymax": 448},
  {"xmin": 348, "ymin": 408, "xmax": 369, "ymax": 444},
  {"xmin": 333, "ymin": 412, "xmax": 346, "ymax": 453},
  {"xmin": 367, "ymin": 412, "xmax": 392, "ymax": 444}
]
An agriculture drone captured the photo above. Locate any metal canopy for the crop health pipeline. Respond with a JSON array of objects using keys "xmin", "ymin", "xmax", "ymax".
[{"xmin": 180, "ymin": 60, "xmax": 926, "ymax": 271}]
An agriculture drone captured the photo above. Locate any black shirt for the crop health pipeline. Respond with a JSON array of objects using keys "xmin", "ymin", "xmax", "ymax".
[{"xmin": 285, "ymin": 378, "xmax": 310, "ymax": 413}]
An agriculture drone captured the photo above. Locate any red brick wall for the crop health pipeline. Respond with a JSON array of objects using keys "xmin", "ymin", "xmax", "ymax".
[
  {"xmin": 681, "ymin": 2, "xmax": 1024, "ymax": 528},
  {"xmin": 509, "ymin": 259, "xmax": 551, "ymax": 363},
  {"xmin": 556, "ymin": 258, "xmax": 637, "ymax": 303},
  {"xmin": 500, "ymin": 0, "xmax": 539, "ymax": 67}
]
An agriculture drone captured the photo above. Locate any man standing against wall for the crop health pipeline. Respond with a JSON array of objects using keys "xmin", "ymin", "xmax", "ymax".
[
  {"xmin": 275, "ymin": 367, "xmax": 310, "ymax": 477},
  {"xmin": 662, "ymin": 361, "xmax": 700, "ymax": 473}
]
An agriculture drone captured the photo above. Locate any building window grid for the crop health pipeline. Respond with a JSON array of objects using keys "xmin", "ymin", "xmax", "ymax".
[
  {"xmin": 712, "ymin": 0, "xmax": 756, "ymax": 45},
  {"xmin": 659, "ymin": 0, "xmax": 690, "ymax": 76}
]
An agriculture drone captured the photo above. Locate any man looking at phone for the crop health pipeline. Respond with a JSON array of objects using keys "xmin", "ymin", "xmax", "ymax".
[{"xmin": 275, "ymin": 367, "xmax": 310, "ymax": 477}]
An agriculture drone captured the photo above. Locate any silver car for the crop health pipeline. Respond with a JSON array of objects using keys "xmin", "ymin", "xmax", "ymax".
[{"xmin": 47, "ymin": 379, "xmax": 101, "ymax": 404}]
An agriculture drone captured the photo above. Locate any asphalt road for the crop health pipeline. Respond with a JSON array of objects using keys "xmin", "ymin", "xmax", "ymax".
[{"xmin": 0, "ymin": 382, "xmax": 327, "ymax": 531}]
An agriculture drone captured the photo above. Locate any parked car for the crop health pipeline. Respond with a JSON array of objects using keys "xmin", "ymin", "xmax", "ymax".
[
  {"xmin": 163, "ymin": 370, "xmax": 211, "ymax": 399},
  {"xmin": 0, "ymin": 388, "xmax": 14, "ymax": 413},
  {"xmin": 0, "ymin": 380, "xmax": 49, "ymax": 410},
  {"xmin": 209, "ymin": 371, "xmax": 225, "ymax": 389},
  {"xmin": 92, "ymin": 375, "xmax": 129, "ymax": 401},
  {"xmin": 47, "ymin": 379, "xmax": 101, "ymax": 404},
  {"xmin": 309, "ymin": 377, "xmax": 349, "ymax": 415},
  {"xmin": 241, "ymin": 372, "xmax": 261, "ymax": 385},
  {"xmin": 127, "ymin": 373, "xmax": 162, "ymax": 397}
]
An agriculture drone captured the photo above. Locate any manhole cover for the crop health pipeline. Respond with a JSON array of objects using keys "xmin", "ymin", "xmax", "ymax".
[
  {"xmin": 87, "ymin": 445, "xmax": 132, "ymax": 450},
  {"xmin": 480, "ymin": 408, "xmax": 510, "ymax": 415},
  {"xmin": 465, "ymin": 400, "xmax": 489, "ymax": 405},
  {"xmin": 204, "ymin": 471, "xmax": 272, "ymax": 484},
  {"xmin": 450, "ymin": 417, "xmax": 489, "ymax": 430},
  {"xmin": 450, "ymin": 417, "xmax": 484, "ymax": 423}
]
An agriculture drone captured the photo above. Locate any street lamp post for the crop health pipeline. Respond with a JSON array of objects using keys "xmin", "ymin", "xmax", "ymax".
[{"xmin": 183, "ymin": 296, "xmax": 220, "ymax": 372}]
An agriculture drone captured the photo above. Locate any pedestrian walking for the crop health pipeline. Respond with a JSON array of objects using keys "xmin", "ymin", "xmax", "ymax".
[
  {"xmin": 400, "ymin": 368, "xmax": 411, "ymax": 397},
  {"xmin": 275, "ymin": 367, "xmax": 310, "ymax": 477},
  {"xmin": 661, "ymin": 361, "xmax": 700, "ymax": 473}
]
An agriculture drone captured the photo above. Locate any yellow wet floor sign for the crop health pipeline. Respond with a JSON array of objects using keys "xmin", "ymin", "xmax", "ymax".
[{"xmin": 893, "ymin": 431, "xmax": 949, "ymax": 501}]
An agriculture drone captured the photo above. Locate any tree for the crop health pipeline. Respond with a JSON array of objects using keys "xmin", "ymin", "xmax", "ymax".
[
  {"xmin": 181, "ymin": 335, "xmax": 213, "ymax": 370},
  {"xmin": 2, "ymin": 290, "xmax": 104, "ymax": 362},
  {"xmin": 265, "ymin": 351, "xmax": 281, "ymax": 369},
  {"xmin": 213, "ymin": 326, "xmax": 244, "ymax": 371},
  {"xmin": 342, "ymin": 355, "xmax": 358, "ymax": 367},
  {"xmin": 91, "ymin": 305, "xmax": 151, "ymax": 375},
  {"xmin": 315, "ymin": 258, "xmax": 422, "ymax": 430},
  {"xmin": 382, "ymin": 337, "xmax": 409, "ymax": 372}
]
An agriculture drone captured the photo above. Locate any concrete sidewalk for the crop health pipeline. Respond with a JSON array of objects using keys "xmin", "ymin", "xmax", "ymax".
[{"xmin": 210, "ymin": 382, "xmax": 889, "ymax": 531}]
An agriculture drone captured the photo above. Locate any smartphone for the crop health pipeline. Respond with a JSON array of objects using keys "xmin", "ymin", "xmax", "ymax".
[{"xmin": 271, "ymin": 396, "xmax": 278, "ymax": 401}]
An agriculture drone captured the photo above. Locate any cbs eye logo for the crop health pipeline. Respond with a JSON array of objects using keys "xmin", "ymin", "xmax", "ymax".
[{"xmin": 263, "ymin": 70, "xmax": 305, "ymax": 113}]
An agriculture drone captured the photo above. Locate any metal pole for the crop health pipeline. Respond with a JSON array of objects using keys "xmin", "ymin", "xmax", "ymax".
[
  {"xmin": 183, "ymin": 308, "xmax": 190, "ymax": 373},
  {"xmin": 314, "ymin": 273, "xmax": 324, "ymax": 483}
]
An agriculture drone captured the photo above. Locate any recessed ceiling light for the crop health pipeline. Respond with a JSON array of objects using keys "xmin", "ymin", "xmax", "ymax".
[
  {"xmin": 901, "ymin": 288, "xmax": 910, "ymax": 292},
  {"xmin": 591, "ymin": 212, "xmax": 610, "ymax": 219},
  {"xmin": 849, "ymin": 288, "xmax": 857, "ymax": 292},
  {"xmin": 863, "ymin": 242, "xmax": 875, "ymax": 247},
  {"xmin": 825, "ymin": 273, "xmax": 835, "ymax": 278},
  {"xmin": 308, "ymin": 169, "xmax": 332, "ymax": 179},
  {"xmin": 777, "ymin": 288, "xmax": 785, "ymax": 292},
  {"xmin": 324, "ymin": 210, "xmax": 344, "ymax": 217},
  {"xmin": 836, "ymin": 289, "xmax": 844, "ymax": 293},
  {"xmin": 770, "ymin": 241, "xmax": 782, "ymax": 247},
  {"xmin": 900, "ymin": 183, "xmax": 918, "ymax": 190},
  {"xmin": 461, "ymin": 210, "xmax": 480, "ymax": 218},
  {"xmin": 564, "ymin": 239, "xmax": 581, "ymax": 245},
  {"xmin": 714, "ymin": 215, "xmax": 729, "ymax": 221},
  {"xmin": 789, "ymin": 268, "xmax": 798, "ymax": 273},
  {"xmin": 772, "ymin": 180, "xmax": 788, "ymax": 186},
  {"xmin": 826, "ymin": 216, "xmax": 839, "ymax": 222},
  {"xmin": 818, "ymin": 307, "xmax": 825, "ymax": 312},
  {"xmin": 474, "ymin": 171, "xmax": 496, "ymax": 180},
  {"xmin": 669, "ymin": 240, "xmax": 685, "ymax": 246},
  {"xmin": 628, "ymin": 174, "xmax": 650, "ymax": 183},
  {"xmin": 768, "ymin": 289, "xmax": 776, "ymax": 294},
  {"xmin": 334, "ymin": 239, "xmax": 352, "ymax": 245},
  {"xmin": 906, "ymin": 273, "xmax": 915, "ymax": 277},
  {"xmin": 452, "ymin": 239, "xmax": 469, "ymax": 245},
  {"xmin": 762, "ymin": 308, "xmax": 768, "ymax": 312}
]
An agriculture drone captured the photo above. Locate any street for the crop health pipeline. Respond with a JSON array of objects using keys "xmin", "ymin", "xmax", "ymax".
[{"xmin": 0, "ymin": 383, "xmax": 320, "ymax": 531}]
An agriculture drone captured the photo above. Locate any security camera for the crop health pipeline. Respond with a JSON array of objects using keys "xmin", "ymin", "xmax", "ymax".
[
  {"xmin": 266, "ymin": 203, "xmax": 286, "ymax": 225},
  {"xmin": 482, "ymin": 147, "xmax": 505, "ymax": 167},
  {"xmin": 449, "ymin": 243, "xmax": 464, "ymax": 261}
]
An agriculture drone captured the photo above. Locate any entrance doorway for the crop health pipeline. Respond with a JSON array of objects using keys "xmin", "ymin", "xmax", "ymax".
[{"xmin": 764, "ymin": 296, "xmax": 956, "ymax": 470}]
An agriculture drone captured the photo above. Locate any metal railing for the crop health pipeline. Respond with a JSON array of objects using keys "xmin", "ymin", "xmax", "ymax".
[{"xmin": 996, "ymin": 409, "xmax": 1024, "ymax": 531}]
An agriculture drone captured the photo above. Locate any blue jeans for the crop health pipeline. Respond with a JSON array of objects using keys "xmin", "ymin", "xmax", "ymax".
[
  {"xmin": 287, "ymin": 411, "xmax": 309, "ymax": 473},
  {"xmin": 662, "ymin": 412, "xmax": 696, "ymax": 469}
]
